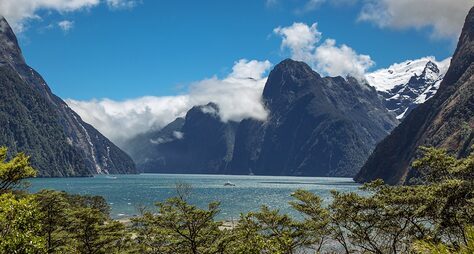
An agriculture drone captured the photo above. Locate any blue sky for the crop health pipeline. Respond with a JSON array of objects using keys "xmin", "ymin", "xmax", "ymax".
[{"xmin": 13, "ymin": 0, "xmax": 462, "ymax": 100}]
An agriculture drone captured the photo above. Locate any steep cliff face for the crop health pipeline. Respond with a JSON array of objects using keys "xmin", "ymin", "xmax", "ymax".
[
  {"xmin": 127, "ymin": 103, "xmax": 237, "ymax": 174},
  {"xmin": 0, "ymin": 17, "xmax": 136, "ymax": 176},
  {"xmin": 355, "ymin": 7, "xmax": 474, "ymax": 185},
  {"xmin": 229, "ymin": 59, "xmax": 398, "ymax": 177}
]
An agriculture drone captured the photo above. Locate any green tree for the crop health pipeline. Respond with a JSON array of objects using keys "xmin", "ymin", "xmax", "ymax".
[
  {"xmin": 35, "ymin": 190, "xmax": 71, "ymax": 253},
  {"xmin": 0, "ymin": 146, "xmax": 43, "ymax": 254},
  {"xmin": 65, "ymin": 194, "xmax": 110, "ymax": 217},
  {"xmin": 232, "ymin": 205, "xmax": 318, "ymax": 254},
  {"xmin": 0, "ymin": 193, "xmax": 45, "ymax": 254},
  {"xmin": 67, "ymin": 207, "xmax": 128, "ymax": 254},
  {"xmin": 413, "ymin": 226, "xmax": 474, "ymax": 254},
  {"xmin": 328, "ymin": 186, "xmax": 428, "ymax": 253},
  {"xmin": 289, "ymin": 189, "xmax": 330, "ymax": 252},
  {"xmin": 130, "ymin": 211, "xmax": 168, "ymax": 253},
  {"xmin": 0, "ymin": 146, "xmax": 36, "ymax": 193},
  {"xmin": 412, "ymin": 147, "xmax": 474, "ymax": 246},
  {"xmin": 35, "ymin": 190, "xmax": 130, "ymax": 254},
  {"xmin": 323, "ymin": 147, "xmax": 474, "ymax": 253},
  {"xmin": 131, "ymin": 183, "xmax": 228, "ymax": 254}
]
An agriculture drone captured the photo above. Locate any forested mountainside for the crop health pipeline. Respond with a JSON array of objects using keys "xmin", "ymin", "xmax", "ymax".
[{"xmin": 0, "ymin": 17, "xmax": 136, "ymax": 176}]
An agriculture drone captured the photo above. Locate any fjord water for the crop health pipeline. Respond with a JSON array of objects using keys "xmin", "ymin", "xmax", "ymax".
[{"xmin": 29, "ymin": 174, "xmax": 361, "ymax": 220}]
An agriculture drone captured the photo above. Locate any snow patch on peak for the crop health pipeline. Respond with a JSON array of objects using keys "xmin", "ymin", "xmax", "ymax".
[
  {"xmin": 365, "ymin": 56, "xmax": 451, "ymax": 120},
  {"xmin": 365, "ymin": 56, "xmax": 450, "ymax": 92}
]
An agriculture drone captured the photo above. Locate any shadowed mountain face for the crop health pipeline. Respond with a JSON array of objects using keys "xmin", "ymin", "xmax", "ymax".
[
  {"xmin": 125, "ymin": 103, "xmax": 238, "ymax": 174},
  {"xmin": 128, "ymin": 60, "xmax": 398, "ymax": 177},
  {"xmin": 0, "ymin": 17, "xmax": 136, "ymax": 177},
  {"xmin": 355, "ymin": 7, "xmax": 474, "ymax": 185},
  {"xmin": 230, "ymin": 59, "xmax": 398, "ymax": 177}
]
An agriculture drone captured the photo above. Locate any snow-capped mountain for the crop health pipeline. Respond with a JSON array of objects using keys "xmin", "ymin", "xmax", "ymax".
[{"xmin": 365, "ymin": 57, "xmax": 451, "ymax": 119}]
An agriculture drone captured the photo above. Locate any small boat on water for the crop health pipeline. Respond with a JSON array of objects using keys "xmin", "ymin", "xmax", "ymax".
[
  {"xmin": 105, "ymin": 175, "xmax": 117, "ymax": 179},
  {"xmin": 224, "ymin": 181, "xmax": 236, "ymax": 186}
]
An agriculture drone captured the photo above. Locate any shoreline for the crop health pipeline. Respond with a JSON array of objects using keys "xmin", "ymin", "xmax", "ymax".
[{"xmin": 116, "ymin": 217, "xmax": 238, "ymax": 230}]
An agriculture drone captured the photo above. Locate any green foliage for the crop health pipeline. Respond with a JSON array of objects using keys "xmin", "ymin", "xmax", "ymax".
[
  {"xmin": 413, "ymin": 226, "xmax": 474, "ymax": 254},
  {"xmin": 0, "ymin": 146, "xmax": 36, "ymax": 193},
  {"xmin": 35, "ymin": 190, "xmax": 70, "ymax": 253},
  {"xmin": 290, "ymin": 189, "xmax": 330, "ymax": 249},
  {"xmin": 227, "ymin": 190, "xmax": 330, "ymax": 254},
  {"xmin": 131, "ymin": 183, "xmax": 228, "ymax": 254},
  {"xmin": 231, "ymin": 205, "xmax": 318, "ymax": 254},
  {"xmin": 412, "ymin": 147, "xmax": 474, "ymax": 246},
  {"xmin": 0, "ymin": 193, "xmax": 45, "ymax": 254},
  {"xmin": 34, "ymin": 190, "xmax": 129, "ymax": 254},
  {"xmin": 67, "ymin": 207, "xmax": 128, "ymax": 254},
  {"xmin": 320, "ymin": 147, "xmax": 474, "ymax": 253}
]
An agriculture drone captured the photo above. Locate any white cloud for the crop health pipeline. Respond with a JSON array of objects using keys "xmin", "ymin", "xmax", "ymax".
[
  {"xmin": 358, "ymin": 0, "xmax": 473, "ymax": 40},
  {"xmin": 58, "ymin": 20, "xmax": 74, "ymax": 32},
  {"xmin": 295, "ymin": 0, "xmax": 358, "ymax": 13},
  {"xmin": 106, "ymin": 0, "xmax": 140, "ymax": 10},
  {"xmin": 314, "ymin": 39, "xmax": 374, "ymax": 78},
  {"xmin": 0, "ymin": 0, "xmax": 99, "ymax": 32},
  {"xmin": 66, "ymin": 59, "xmax": 271, "ymax": 143},
  {"xmin": 274, "ymin": 22, "xmax": 321, "ymax": 63},
  {"xmin": 274, "ymin": 22, "xmax": 374, "ymax": 78},
  {"xmin": 297, "ymin": 0, "xmax": 325, "ymax": 13},
  {"xmin": 0, "ymin": 0, "xmax": 140, "ymax": 33},
  {"xmin": 229, "ymin": 58, "xmax": 272, "ymax": 80},
  {"xmin": 172, "ymin": 131, "xmax": 184, "ymax": 140},
  {"xmin": 265, "ymin": 0, "xmax": 279, "ymax": 8}
]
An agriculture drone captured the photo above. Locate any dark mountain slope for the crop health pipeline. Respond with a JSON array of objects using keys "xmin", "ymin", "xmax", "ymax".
[
  {"xmin": 355, "ymin": 7, "xmax": 474, "ymax": 185},
  {"xmin": 127, "ymin": 59, "xmax": 397, "ymax": 177},
  {"xmin": 127, "ymin": 103, "xmax": 238, "ymax": 174},
  {"xmin": 0, "ymin": 17, "xmax": 136, "ymax": 176},
  {"xmin": 229, "ymin": 59, "xmax": 398, "ymax": 177}
]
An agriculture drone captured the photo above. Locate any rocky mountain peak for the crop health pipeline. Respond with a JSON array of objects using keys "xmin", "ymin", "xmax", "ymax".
[
  {"xmin": 368, "ymin": 58, "xmax": 449, "ymax": 119},
  {"xmin": 262, "ymin": 59, "xmax": 323, "ymax": 111},
  {"xmin": 424, "ymin": 61, "xmax": 439, "ymax": 74},
  {"xmin": 0, "ymin": 16, "xmax": 24, "ymax": 66}
]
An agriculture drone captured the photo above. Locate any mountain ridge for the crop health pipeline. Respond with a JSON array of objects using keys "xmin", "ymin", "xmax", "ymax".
[
  {"xmin": 126, "ymin": 59, "xmax": 398, "ymax": 177},
  {"xmin": 0, "ymin": 17, "xmax": 136, "ymax": 177},
  {"xmin": 355, "ymin": 6, "xmax": 474, "ymax": 185}
]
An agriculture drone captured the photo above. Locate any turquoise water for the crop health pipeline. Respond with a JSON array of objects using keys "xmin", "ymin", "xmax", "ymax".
[{"xmin": 28, "ymin": 174, "xmax": 361, "ymax": 220}]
